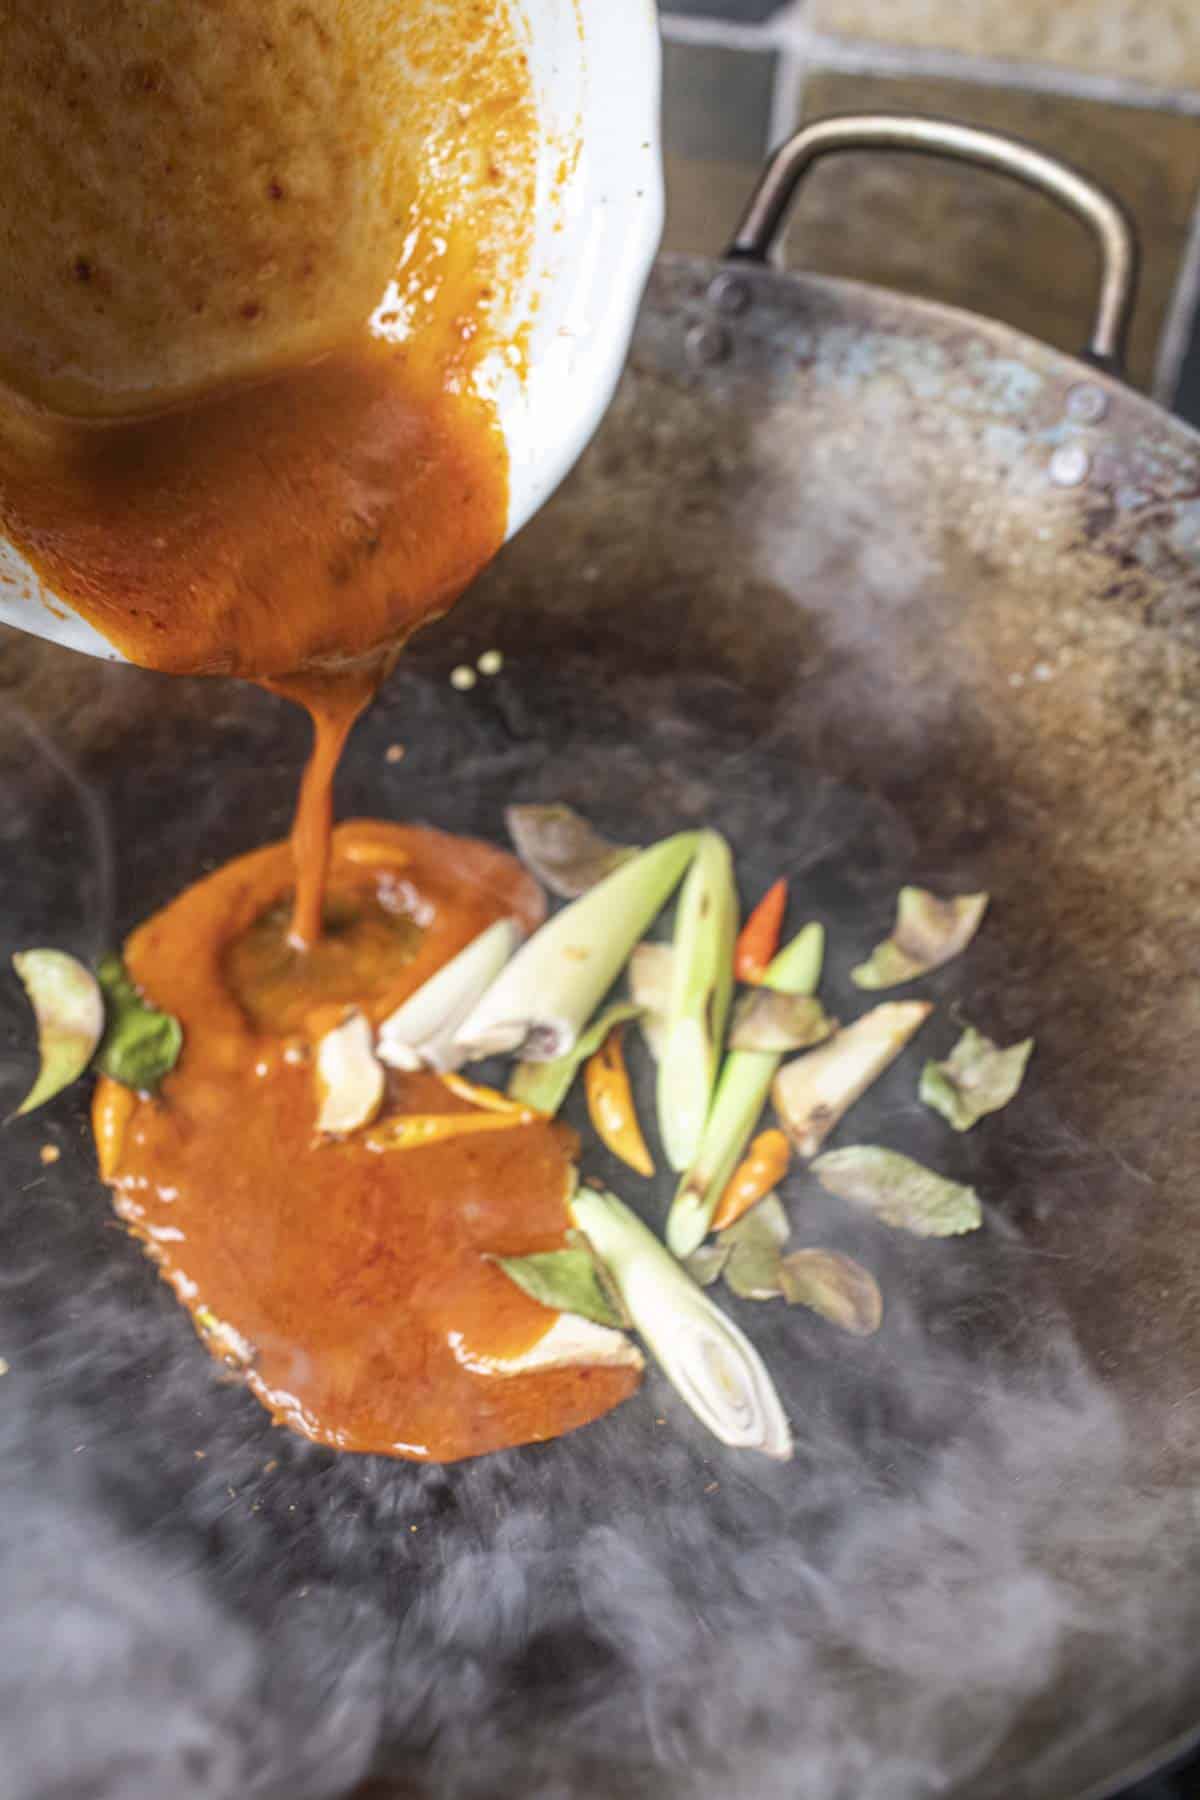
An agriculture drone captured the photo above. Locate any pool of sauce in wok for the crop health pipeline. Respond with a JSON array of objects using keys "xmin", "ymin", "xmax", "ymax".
[{"xmin": 2, "ymin": 44, "xmax": 639, "ymax": 1460}]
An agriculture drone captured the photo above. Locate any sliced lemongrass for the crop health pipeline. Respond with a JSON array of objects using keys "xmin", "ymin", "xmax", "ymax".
[
  {"xmin": 453, "ymin": 832, "xmax": 700, "ymax": 1062},
  {"xmin": 728, "ymin": 990, "xmax": 835, "ymax": 1054},
  {"xmin": 779, "ymin": 1249, "xmax": 883, "ymax": 1335},
  {"xmin": 508, "ymin": 1001, "xmax": 643, "ymax": 1115},
  {"xmin": 629, "ymin": 942, "xmax": 672, "ymax": 1062},
  {"xmin": 812, "ymin": 1146, "xmax": 982, "ymax": 1237},
  {"xmin": 314, "ymin": 1010, "xmax": 384, "ymax": 1136},
  {"xmin": 919, "ymin": 1026, "xmax": 1034, "ymax": 1131},
  {"xmin": 489, "ymin": 1247, "xmax": 624, "ymax": 1328},
  {"xmin": 852, "ymin": 888, "xmax": 989, "ymax": 989},
  {"xmin": 94, "ymin": 953, "xmax": 183, "ymax": 1092},
  {"xmin": 657, "ymin": 830, "xmax": 738, "ymax": 1171},
  {"xmin": 11, "ymin": 950, "xmax": 104, "ymax": 1117},
  {"xmin": 718, "ymin": 1193, "xmax": 789, "ymax": 1300},
  {"xmin": 377, "ymin": 919, "xmax": 519, "ymax": 1073},
  {"xmin": 571, "ymin": 1186, "xmax": 792, "ymax": 1460},
  {"xmin": 450, "ymin": 1312, "xmax": 643, "ymax": 1376},
  {"xmin": 505, "ymin": 803, "xmax": 637, "ymax": 899},
  {"xmin": 666, "ymin": 923, "xmax": 825, "ymax": 1259},
  {"xmin": 365, "ymin": 1109, "xmax": 537, "ymax": 1152},
  {"xmin": 772, "ymin": 1001, "xmax": 932, "ymax": 1159}
]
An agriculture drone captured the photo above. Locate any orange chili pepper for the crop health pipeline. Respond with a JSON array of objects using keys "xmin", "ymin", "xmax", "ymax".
[
  {"xmin": 92, "ymin": 1076, "xmax": 137, "ymax": 1181},
  {"xmin": 712, "ymin": 1127, "xmax": 791, "ymax": 1231},
  {"xmin": 584, "ymin": 1024, "xmax": 654, "ymax": 1177},
  {"xmin": 365, "ymin": 1109, "xmax": 538, "ymax": 1152},
  {"xmin": 438, "ymin": 1071, "xmax": 543, "ymax": 1117},
  {"xmin": 734, "ymin": 879, "xmax": 788, "ymax": 984}
]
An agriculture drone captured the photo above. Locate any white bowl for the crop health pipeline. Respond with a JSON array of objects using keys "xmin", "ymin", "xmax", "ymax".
[{"xmin": 0, "ymin": 0, "xmax": 663, "ymax": 664}]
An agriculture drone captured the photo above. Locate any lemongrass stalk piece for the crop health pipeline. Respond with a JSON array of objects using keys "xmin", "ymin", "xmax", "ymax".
[
  {"xmin": 772, "ymin": 1001, "xmax": 932, "ymax": 1159},
  {"xmin": 453, "ymin": 833, "xmax": 700, "ymax": 1062},
  {"xmin": 813, "ymin": 1146, "xmax": 982, "ymax": 1237},
  {"xmin": 919, "ymin": 1027, "xmax": 1034, "ymax": 1131},
  {"xmin": 571, "ymin": 1186, "xmax": 792, "ymax": 1460},
  {"xmin": 761, "ymin": 922, "xmax": 825, "ymax": 996},
  {"xmin": 628, "ymin": 942, "xmax": 673, "ymax": 1062},
  {"xmin": 11, "ymin": 950, "xmax": 104, "ymax": 1117},
  {"xmin": 505, "ymin": 804, "xmax": 638, "ymax": 899},
  {"xmin": 779, "ymin": 1250, "xmax": 883, "ymax": 1335},
  {"xmin": 657, "ymin": 830, "xmax": 738, "ymax": 1171},
  {"xmin": 666, "ymin": 925, "xmax": 826, "ymax": 1258},
  {"xmin": 852, "ymin": 889, "xmax": 989, "ymax": 989},
  {"xmin": 315, "ymin": 1010, "xmax": 385, "ymax": 1136},
  {"xmin": 508, "ymin": 1002, "xmax": 642, "ymax": 1115},
  {"xmin": 728, "ymin": 990, "xmax": 835, "ymax": 1054},
  {"xmin": 377, "ymin": 919, "xmax": 519, "ymax": 1072}
]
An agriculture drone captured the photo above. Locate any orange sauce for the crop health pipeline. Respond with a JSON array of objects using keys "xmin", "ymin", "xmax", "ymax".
[
  {"xmin": 94, "ymin": 824, "xmax": 640, "ymax": 1461},
  {"xmin": 0, "ymin": 9, "xmax": 642, "ymax": 1458}
]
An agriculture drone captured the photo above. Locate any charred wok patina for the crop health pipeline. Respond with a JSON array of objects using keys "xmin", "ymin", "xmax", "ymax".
[{"xmin": 2, "ymin": 241, "xmax": 1200, "ymax": 1800}]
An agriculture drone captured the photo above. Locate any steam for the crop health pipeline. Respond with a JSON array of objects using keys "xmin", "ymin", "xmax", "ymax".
[{"xmin": 0, "ymin": 646, "xmax": 1197, "ymax": 1800}]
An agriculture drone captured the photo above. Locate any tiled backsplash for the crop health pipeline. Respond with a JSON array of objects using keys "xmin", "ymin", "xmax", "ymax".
[{"xmin": 660, "ymin": 0, "xmax": 1200, "ymax": 421}]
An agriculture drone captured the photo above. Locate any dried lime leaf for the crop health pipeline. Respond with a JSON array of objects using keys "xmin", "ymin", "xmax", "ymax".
[
  {"xmin": 505, "ymin": 804, "xmax": 638, "ymax": 899},
  {"xmin": 94, "ymin": 954, "xmax": 183, "ymax": 1092},
  {"xmin": 718, "ymin": 1193, "xmax": 789, "ymax": 1299},
  {"xmin": 729, "ymin": 990, "xmax": 835, "ymax": 1054},
  {"xmin": 920, "ymin": 1027, "xmax": 1034, "ymax": 1131},
  {"xmin": 779, "ymin": 1249, "xmax": 883, "ymax": 1335},
  {"xmin": 11, "ymin": 950, "xmax": 104, "ymax": 1116},
  {"xmin": 812, "ymin": 1146, "xmax": 982, "ymax": 1238},
  {"xmin": 491, "ymin": 1247, "xmax": 624, "ymax": 1328},
  {"xmin": 852, "ymin": 888, "xmax": 989, "ymax": 989},
  {"xmin": 684, "ymin": 1243, "xmax": 730, "ymax": 1288}
]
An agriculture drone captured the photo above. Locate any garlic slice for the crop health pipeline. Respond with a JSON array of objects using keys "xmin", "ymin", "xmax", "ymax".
[
  {"xmin": 450, "ymin": 1312, "xmax": 644, "ymax": 1376},
  {"xmin": 314, "ymin": 1010, "xmax": 384, "ymax": 1136}
]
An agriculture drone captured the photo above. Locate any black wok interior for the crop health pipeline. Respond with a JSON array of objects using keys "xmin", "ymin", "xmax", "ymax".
[{"xmin": 1, "ymin": 258, "xmax": 1199, "ymax": 1799}]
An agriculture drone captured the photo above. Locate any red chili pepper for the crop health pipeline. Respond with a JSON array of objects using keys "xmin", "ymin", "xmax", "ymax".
[{"xmin": 733, "ymin": 879, "xmax": 787, "ymax": 985}]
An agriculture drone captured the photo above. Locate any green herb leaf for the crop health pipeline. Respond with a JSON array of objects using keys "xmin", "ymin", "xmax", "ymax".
[
  {"xmin": 657, "ymin": 830, "xmax": 738, "ymax": 1171},
  {"xmin": 666, "ymin": 923, "xmax": 826, "ymax": 1259},
  {"xmin": 920, "ymin": 1027, "xmax": 1034, "ymax": 1131},
  {"xmin": 11, "ymin": 950, "xmax": 104, "ymax": 1117},
  {"xmin": 779, "ymin": 1249, "xmax": 883, "ymax": 1335},
  {"xmin": 508, "ymin": 1001, "xmax": 644, "ymax": 1115},
  {"xmin": 728, "ymin": 990, "xmax": 835, "ymax": 1053},
  {"xmin": 490, "ymin": 1248, "xmax": 624, "ymax": 1328},
  {"xmin": 852, "ymin": 888, "xmax": 989, "ymax": 989},
  {"xmin": 505, "ymin": 804, "xmax": 638, "ymax": 899},
  {"xmin": 718, "ymin": 1193, "xmax": 789, "ymax": 1299},
  {"xmin": 94, "ymin": 953, "xmax": 183, "ymax": 1092},
  {"xmin": 812, "ymin": 1146, "xmax": 982, "ymax": 1238}
]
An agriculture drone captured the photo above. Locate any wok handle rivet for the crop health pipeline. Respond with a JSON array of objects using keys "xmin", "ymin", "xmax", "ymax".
[
  {"xmin": 686, "ymin": 321, "xmax": 732, "ymax": 367},
  {"xmin": 1065, "ymin": 383, "xmax": 1108, "ymax": 424},
  {"xmin": 1049, "ymin": 443, "xmax": 1091, "ymax": 487},
  {"xmin": 708, "ymin": 273, "xmax": 752, "ymax": 317}
]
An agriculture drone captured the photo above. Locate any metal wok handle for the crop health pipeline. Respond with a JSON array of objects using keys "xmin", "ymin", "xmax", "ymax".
[{"xmin": 728, "ymin": 113, "xmax": 1139, "ymax": 377}]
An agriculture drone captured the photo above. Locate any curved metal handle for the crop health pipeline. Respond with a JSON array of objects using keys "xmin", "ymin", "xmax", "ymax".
[{"xmin": 728, "ymin": 113, "xmax": 1139, "ymax": 377}]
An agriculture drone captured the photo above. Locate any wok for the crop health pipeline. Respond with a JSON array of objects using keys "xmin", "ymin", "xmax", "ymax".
[{"xmin": 1, "ymin": 117, "xmax": 1199, "ymax": 1800}]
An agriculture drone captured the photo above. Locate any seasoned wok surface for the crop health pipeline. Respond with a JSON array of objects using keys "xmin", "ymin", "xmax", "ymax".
[{"xmin": 1, "ymin": 259, "xmax": 1199, "ymax": 1799}]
